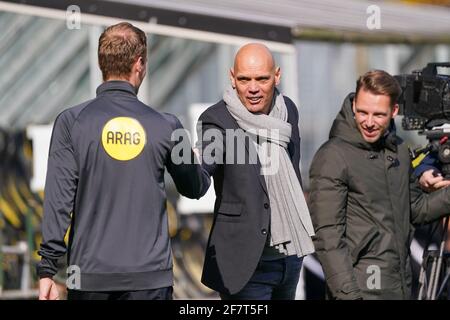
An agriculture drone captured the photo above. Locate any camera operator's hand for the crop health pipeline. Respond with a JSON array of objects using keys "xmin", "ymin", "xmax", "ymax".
[{"xmin": 419, "ymin": 169, "xmax": 450, "ymax": 192}]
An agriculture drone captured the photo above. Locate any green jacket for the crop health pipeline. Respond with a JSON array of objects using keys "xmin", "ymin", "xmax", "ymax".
[{"xmin": 309, "ymin": 93, "xmax": 450, "ymax": 300}]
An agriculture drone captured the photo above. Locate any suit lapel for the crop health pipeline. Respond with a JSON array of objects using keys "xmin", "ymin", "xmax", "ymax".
[{"xmin": 221, "ymin": 104, "xmax": 269, "ymax": 197}]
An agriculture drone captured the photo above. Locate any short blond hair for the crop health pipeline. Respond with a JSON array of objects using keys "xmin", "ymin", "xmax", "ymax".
[
  {"xmin": 355, "ymin": 70, "xmax": 401, "ymax": 107},
  {"xmin": 98, "ymin": 22, "xmax": 147, "ymax": 81}
]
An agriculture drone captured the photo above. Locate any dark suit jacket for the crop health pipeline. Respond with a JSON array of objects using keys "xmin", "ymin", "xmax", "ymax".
[{"xmin": 197, "ymin": 96, "xmax": 302, "ymax": 294}]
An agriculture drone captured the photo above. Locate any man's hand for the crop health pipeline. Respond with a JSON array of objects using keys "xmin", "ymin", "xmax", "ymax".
[
  {"xmin": 193, "ymin": 147, "xmax": 201, "ymax": 164},
  {"xmin": 39, "ymin": 277, "xmax": 60, "ymax": 300},
  {"xmin": 419, "ymin": 169, "xmax": 450, "ymax": 192}
]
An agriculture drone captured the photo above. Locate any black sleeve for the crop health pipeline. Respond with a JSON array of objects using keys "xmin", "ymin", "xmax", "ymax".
[
  {"xmin": 284, "ymin": 96, "xmax": 303, "ymax": 185},
  {"xmin": 410, "ymin": 166, "xmax": 450, "ymax": 225},
  {"xmin": 194, "ymin": 111, "xmax": 225, "ymax": 178},
  {"xmin": 37, "ymin": 112, "xmax": 78, "ymax": 278},
  {"xmin": 164, "ymin": 114, "xmax": 210, "ymax": 199}
]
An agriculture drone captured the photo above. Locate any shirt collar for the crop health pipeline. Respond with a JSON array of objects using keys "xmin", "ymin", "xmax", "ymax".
[{"xmin": 96, "ymin": 80, "xmax": 138, "ymax": 96}]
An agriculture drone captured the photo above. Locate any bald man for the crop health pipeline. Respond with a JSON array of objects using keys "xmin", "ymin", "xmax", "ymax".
[{"xmin": 196, "ymin": 43, "xmax": 315, "ymax": 300}]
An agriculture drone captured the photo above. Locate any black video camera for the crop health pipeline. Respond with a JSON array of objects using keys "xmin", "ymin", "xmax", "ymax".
[
  {"xmin": 395, "ymin": 62, "xmax": 450, "ymax": 131},
  {"xmin": 396, "ymin": 63, "xmax": 450, "ymax": 177}
]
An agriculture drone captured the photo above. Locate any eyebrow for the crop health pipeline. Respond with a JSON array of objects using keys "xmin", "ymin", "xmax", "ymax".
[
  {"xmin": 236, "ymin": 75, "xmax": 271, "ymax": 80},
  {"xmin": 355, "ymin": 107, "xmax": 388, "ymax": 116}
]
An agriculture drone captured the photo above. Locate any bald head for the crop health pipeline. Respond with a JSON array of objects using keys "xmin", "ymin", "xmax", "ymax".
[
  {"xmin": 230, "ymin": 43, "xmax": 280, "ymax": 114},
  {"xmin": 233, "ymin": 43, "xmax": 276, "ymax": 73}
]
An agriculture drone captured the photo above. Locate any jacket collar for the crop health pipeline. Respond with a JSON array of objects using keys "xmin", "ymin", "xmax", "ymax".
[{"xmin": 96, "ymin": 80, "xmax": 138, "ymax": 96}]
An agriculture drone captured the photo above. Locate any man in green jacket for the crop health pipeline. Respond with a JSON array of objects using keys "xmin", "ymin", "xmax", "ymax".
[{"xmin": 309, "ymin": 70, "xmax": 450, "ymax": 300}]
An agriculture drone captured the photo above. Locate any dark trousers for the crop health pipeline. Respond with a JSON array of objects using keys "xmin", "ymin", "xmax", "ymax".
[
  {"xmin": 220, "ymin": 255, "xmax": 303, "ymax": 300},
  {"xmin": 67, "ymin": 286, "xmax": 173, "ymax": 300}
]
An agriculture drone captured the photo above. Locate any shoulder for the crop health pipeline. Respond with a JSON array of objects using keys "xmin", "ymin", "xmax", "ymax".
[
  {"xmin": 311, "ymin": 138, "xmax": 349, "ymax": 173},
  {"xmin": 198, "ymin": 100, "xmax": 228, "ymax": 123},
  {"xmin": 131, "ymin": 99, "xmax": 184, "ymax": 132},
  {"xmin": 283, "ymin": 96, "xmax": 298, "ymax": 112},
  {"xmin": 49, "ymin": 100, "xmax": 94, "ymax": 150},
  {"xmin": 283, "ymin": 95, "xmax": 299, "ymax": 123},
  {"xmin": 395, "ymin": 136, "xmax": 406, "ymax": 150},
  {"xmin": 53, "ymin": 99, "xmax": 95, "ymax": 130},
  {"xmin": 395, "ymin": 136, "xmax": 412, "ymax": 161},
  {"xmin": 283, "ymin": 95, "xmax": 297, "ymax": 109},
  {"xmin": 161, "ymin": 112, "xmax": 183, "ymax": 130},
  {"xmin": 315, "ymin": 138, "xmax": 347, "ymax": 158}
]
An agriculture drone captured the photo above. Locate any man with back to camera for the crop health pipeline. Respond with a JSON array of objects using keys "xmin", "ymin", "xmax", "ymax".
[
  {"xmin": 37, "ymin": 22, "xmax": 207, "ymax": 300},
  {"xmin": 195, "ymin": 43, "xmax": 315, "ymax": 299},
  {"xmin": 309, "ymin": 70, "xmax": 450, "ymax": 299}
]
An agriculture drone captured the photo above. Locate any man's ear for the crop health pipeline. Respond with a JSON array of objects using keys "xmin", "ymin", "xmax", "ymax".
[
  {"xmin": 274, "ymin": 67, "xmax": 281, "ymax": 86},
  {"xmin": 137, "ymin": 57, "xmax": 145, "ymax": 72},
  {"xmin": 229, "ymin": 68, "xmax": 236, "ymax": 89},
  {"xmin": 352, "ymin": 98, "xmax": 356, "ymax": 114},
  {"xmin": 392, "ymin": 103, "xmax": 399, "ymax": 118}
]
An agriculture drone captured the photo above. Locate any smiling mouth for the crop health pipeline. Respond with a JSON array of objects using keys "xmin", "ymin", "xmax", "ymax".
[
  {"xmin": 247, "ymin": 97, "xmax": 262, "ymax": 105},
  {"xmin": 363, "ymin": 128, "xmax": 379, "ymax": 137}
]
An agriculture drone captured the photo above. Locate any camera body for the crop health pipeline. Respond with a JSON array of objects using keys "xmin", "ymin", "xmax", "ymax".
[{"xmin": 395, "ymin": 62, "xmax": 450, "ymax": 131}]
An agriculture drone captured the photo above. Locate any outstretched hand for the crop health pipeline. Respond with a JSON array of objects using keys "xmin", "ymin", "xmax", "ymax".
[
  {"xmin": 419, "ymin": 169, "xmax": 450, "ymax": 192},
  {"xmin": 39, "ymin": 277, "xmax": 60, "ymax": 300}
]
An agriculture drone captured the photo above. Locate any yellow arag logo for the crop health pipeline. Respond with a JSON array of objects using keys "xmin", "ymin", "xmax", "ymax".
[{"xmin": 101, "ymin": 117, "xmax": 146, "ymax": 161}]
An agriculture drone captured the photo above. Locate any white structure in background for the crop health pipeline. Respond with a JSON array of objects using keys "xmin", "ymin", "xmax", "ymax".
[
  {"xmin": 177, "ymin": 103, "xmax": 216, "ymax": 215},
  {"xmin": 26, "ymin": 124, "xmax": 53, "ymax": 192}
]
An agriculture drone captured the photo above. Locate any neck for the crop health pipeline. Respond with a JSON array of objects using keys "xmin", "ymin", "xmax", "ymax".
[{"xmin": 105, "ymin": 77, "xmax": 139, "ymax": 92}]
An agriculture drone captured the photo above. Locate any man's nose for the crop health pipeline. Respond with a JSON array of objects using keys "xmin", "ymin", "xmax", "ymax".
[
  {"xmin": 248, "ymin": 81, "xmax": 259, "ymax": 93},
  {"xmin": 366, "ymin": 116, "xmax": 374, "ymax": 127}
]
